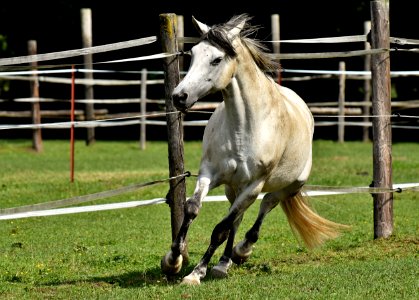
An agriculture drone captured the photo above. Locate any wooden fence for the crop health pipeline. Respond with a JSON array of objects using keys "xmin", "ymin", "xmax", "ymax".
[
  {"xmin": 0, "ymin": 6, "xmax": 417, "ymax": 242},
  {"xmin": 1, "ymin": 11, "xmax": 419, "ymax": 150},
  {"xmin": 1, "ymin": 65, "xmax": 418, "ymax": 147}
]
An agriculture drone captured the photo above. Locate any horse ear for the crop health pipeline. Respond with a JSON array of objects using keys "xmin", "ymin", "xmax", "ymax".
[
  {"xmin": 192, "ymin": 16, "xmax": 210, "ymax": 35},
  {"xmin": 228, "ymin": 20, "xmax": 245, "ymax": 39}
]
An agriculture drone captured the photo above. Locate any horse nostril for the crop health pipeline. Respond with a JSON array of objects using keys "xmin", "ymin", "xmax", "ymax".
[{"xmin": 172, "ymin": 92, "xmax": 188, "ymax": 106}]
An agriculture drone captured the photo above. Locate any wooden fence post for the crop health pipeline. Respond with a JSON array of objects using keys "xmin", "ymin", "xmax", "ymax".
[
  {"xmin": 140, "ymin": 68, "xmax": 147, "ymax": 150},
  {"xmin": 81, "ymin": 8, "xmax": 95, "ymax": 145},
  {"xmin": 370, "ymin": 0, "xmax": 393, "ymax": 239},
  {"xmin": 28, "ymin": 40, "xmax": 43, "ymax": 152},
  {"xmin": 363, "ymin": 21, "xmax": 372, "ymax": 142},
  {"xmin": 159, "ymin": 13, "xmax": 189, "ymax": 262},
  {"xmin": 338, "ymin": 61, "xmax": 346, "ymax": 143},
  {"xmin": 176, "ymin": 15, "xmax": 184, "ymax": 72},
  {"xmin": 271, "ymin": 14, "xmax": 281, "ymax": 83}
]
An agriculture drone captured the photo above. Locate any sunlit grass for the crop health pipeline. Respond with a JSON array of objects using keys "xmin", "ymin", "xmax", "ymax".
[{"xmin": 0, "ymin": 139, "xmax": 417, "ymax": 299}]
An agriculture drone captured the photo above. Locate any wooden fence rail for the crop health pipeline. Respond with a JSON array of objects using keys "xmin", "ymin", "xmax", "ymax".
[{"xmin": 1, "ymin": 68, "xmax": 418, "ymax": 146}]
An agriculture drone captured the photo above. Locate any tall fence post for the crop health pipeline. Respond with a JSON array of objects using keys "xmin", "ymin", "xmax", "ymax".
[
  {"xmin": 338, "ymin": 61, "xmax": 346, "ymax": 143},
  {"xmin": 28, "ymin": 40, "xmax": 43, "ymax": 152},
  {"xmin": 363, "ymin": 21, "xmax": 372, "ymax": 142},
  {"xmin": 159, "ymin": 13, "xmax": 189, "ymax": 263},
  {"xmin": 271, "ymin": 14, "xmax": 281, "ymax": 83},
  {"xmin": 370, "ymin": 0, "xmax": 393, "ymax": 239},
  {"xmin": 176, "ymin": 15, "xmax": 184, "ymax": 72},
  {"xmin": 140, "ymin": 68, "xmax": 147, "ymax": 150},
  {"xmin": 81, "ymin": 8, "xmax": 95, "ymax": 145}
]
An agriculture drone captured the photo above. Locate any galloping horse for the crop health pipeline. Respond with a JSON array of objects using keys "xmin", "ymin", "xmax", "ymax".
[{"xmin": 162, "ymin": 14, "xmax": 348, "ymax": 285}]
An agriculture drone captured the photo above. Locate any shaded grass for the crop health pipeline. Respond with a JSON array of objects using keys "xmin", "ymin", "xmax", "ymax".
[{"xmin": 0, "ymin": 139, "xmax": 418, "ymax": 299}]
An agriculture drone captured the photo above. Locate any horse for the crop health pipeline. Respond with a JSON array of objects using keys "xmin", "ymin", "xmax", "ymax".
[{"xmin": 161, "ymin": 14, "xmax": 348, "ymax": 285}]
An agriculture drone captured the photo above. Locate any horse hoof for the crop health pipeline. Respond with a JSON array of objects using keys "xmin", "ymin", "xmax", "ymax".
[
  {"xmin": 231, "ymin": 254, "xmax": 248, "ymax": 265},
  {"xmin": 232, "ymin": 241, "xmax": 252, "ymax": 265},
  {"xmin": 161, "ymin": 252, "xmax": 183, "ymax": 275},
  {"xmin": 211, "ymin": 265, "xmax": 228, "ymax": 278},
  {"xmin": 211, "ymin": 259, "xmax": 232, "ymax": 278},
  {"xmin": 181, "ymin": 274, "xmax": 201, "ymax": 285}
]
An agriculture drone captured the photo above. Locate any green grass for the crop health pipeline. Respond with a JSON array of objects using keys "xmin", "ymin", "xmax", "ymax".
[{"xmin": 0, "ymin": 139, "xmax": 418, "ymax": 299}]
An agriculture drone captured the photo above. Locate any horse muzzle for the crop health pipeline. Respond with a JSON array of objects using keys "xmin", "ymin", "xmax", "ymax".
[{"xmin": 172, "ymin": 92, "xmax": 196, "ymax": 113}]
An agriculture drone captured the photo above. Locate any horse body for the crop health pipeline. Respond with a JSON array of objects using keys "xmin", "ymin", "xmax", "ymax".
[
  {"xmin": 161, "ymin": 14, "xmax": 347, "ymax": 285},
  {"xmin": 202, "ymin": 82, "xmax": 313, "ymax": 194}
]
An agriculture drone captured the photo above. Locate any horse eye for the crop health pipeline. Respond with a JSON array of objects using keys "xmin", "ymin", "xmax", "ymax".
[{"xmin": 210, "ymin": 57, "xmax": 223, "ymax": 66}]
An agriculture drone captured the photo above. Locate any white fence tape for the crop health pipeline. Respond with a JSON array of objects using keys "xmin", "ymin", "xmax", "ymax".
[{"xmin": 1, "ymin": 183, "xmax": 417, "ymax": 220}]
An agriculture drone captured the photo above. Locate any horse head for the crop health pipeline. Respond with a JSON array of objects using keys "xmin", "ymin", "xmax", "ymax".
[{"xmin": 172, "ymin": 16, "xmax": 246, "ymax": 113}]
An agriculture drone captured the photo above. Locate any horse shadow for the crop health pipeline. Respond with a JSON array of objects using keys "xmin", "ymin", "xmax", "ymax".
[{"xmin": 41, "ymin": 264, "xmax": 207, "ymax": 288}]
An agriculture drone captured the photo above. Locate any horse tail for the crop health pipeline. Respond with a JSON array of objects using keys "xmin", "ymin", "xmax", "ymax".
[{"xmin": 280, "ymin": 190, "xmax": 350, "ymax": 249}]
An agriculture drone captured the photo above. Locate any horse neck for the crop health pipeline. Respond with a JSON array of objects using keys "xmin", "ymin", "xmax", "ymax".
[{"xmin": 221, "ymin": 51, "xmax": 279, "ymax": 129}]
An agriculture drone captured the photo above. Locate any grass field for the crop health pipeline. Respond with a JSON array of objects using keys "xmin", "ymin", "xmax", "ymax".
[{"xmin": 0, "ymin": 139, "xmax": 417, "ymax": 299}]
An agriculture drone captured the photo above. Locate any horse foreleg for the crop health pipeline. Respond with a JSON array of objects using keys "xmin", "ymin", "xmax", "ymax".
[
  {"xmin": 182, "ymin": 182, "xmax": 263, "ymax": 285},
  {"xmin": 210, "ymin": 185, "xmax": 238, "ymax": 278},
  {"xmin": 182, "ymin": 215, "xmax": 235, "ymax": 285},
  {"xmin": 160, "ymin": 209, "xmax": 194, "ymax": 275},
  {"xmin": 210, "ymin": 214, "xmax": 243, "ymax": 278},
  {"xmin": 161, "ymin": 177, "xmax": 210, "ymax": 276},
  {"xmin": 232, "ymin": 192, "xmax": 283, "ymax": 264}
]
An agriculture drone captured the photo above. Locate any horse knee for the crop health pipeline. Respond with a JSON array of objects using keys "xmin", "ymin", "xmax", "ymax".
[{"xmin": 184, "ymin": 200, "xmax": 201, "ymax": 219}]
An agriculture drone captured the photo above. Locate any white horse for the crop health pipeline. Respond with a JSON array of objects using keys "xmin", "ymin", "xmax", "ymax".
[{"xmin": 161, "ymin": 14, "xmax": 348, "ymax": 285}]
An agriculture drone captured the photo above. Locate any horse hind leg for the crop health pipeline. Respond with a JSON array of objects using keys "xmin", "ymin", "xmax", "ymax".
[{"xmin": 232, "ymin": 187, "xmax": 350, "ymax": 263}]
